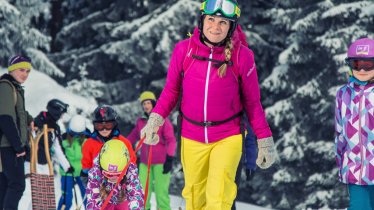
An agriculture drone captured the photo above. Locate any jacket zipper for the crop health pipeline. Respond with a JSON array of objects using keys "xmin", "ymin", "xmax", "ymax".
[
  {"xmin": 358, "ymin": 87, "xmax": 364, "ymax": 184},
  {"xmin": 204, "ymin": 48, "xmax": 213, "ymax": 144}
]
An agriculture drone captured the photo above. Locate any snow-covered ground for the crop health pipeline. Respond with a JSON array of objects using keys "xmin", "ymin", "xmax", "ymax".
[{"xmin": 19, "ymin": 174, "xmax": 270, "ymax": 210}]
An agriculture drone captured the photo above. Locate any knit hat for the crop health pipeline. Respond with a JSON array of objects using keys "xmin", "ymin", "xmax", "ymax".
[{"xmin": 8, "ymin": 55, "xmax": 32, "ymax": 72}]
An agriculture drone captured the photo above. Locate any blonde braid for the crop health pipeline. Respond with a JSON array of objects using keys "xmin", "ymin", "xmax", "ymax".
[{"xmin": 218, "ymin": 39, "xmax": 233, "ymax": 77}]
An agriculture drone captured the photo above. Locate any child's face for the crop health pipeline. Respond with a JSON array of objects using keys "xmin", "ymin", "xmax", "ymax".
[
  {"xmin": 94, "ymin": 121, "xmax": 115, "ymax": 137},
  {"xmin": 102, "ymin": 170, "xmax": 121, "ymax": 183},
  {"xmin": 348, "ymin": 58, "xmax": 374, "ymax": 82},
  {"xmin": 142, "ymin": 100, "xmax": 153, "ymax": 114},
  {"xmin": 10, "ymin": 68, "xmax": 31, "ymax": 84},
  {"xmin": 352, "ymin": 69, "xmax": 374, "ymax": 82}
]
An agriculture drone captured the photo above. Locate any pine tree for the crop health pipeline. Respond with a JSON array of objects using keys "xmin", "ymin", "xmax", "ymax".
[
  {"xmin": 0, "ymin": 0, "xmax": 64, "ymax": 77},
  {"xmin": 50, "ymin": 0, "xmax": 199, "ymax": 106},
  {"xmin": 255, "ymin": 0, "xmax": 374, "ymax": 209}
]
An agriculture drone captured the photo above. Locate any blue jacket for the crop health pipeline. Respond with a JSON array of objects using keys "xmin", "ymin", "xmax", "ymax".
[{"xmin": 245, "ymin": 127, "xmax": 257, "ymax": 171}]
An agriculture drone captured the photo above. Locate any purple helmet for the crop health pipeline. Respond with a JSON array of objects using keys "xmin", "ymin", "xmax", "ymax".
[{"xmin": 347, "ymin": 38, "xmax": 374, "ymax": 58}]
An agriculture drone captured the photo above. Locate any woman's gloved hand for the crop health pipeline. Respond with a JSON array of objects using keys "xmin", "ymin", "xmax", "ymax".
[
  {"xmin": 256, "ymin": 137, "xmax": 276, "ymax": 169},
  {"xmin": 140, "ymin": 113, "xmax": 165, "ymax": 145}
]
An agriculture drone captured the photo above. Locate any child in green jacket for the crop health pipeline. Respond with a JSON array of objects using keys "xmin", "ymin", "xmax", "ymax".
[{"xmin": 57, "ymin": 115, "xmax": 89, "ymax": 210}]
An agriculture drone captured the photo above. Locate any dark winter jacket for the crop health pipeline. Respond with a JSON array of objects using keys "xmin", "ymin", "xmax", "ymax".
[
  {"xmin": 26, "ymin": 111, "xmax": 71, "ymax": 171},
  {"xmin": 0, "ymin": 73, "xmax": 32, "ymax": 153},
  {"xmin": 244, "ymin": 127, "xmax": 257, "ymax": 171}
]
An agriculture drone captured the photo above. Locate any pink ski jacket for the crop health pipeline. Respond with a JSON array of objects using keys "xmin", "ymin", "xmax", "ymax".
[
  {"xmin": 127, "ymin": 116, "xmax": 176, "ymax": 164},
  {"xmin": 153, "ymin": 27, "xmax": 272, "ymax": 143}
]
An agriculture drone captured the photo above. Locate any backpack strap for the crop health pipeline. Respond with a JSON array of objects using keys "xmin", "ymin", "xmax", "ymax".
[
  {"xmin": 182, "ymin": 36, "xmax": 199, "ymax": 75},
  {"xmin": 0, "ymin": 79, "xmax": 17, "ymax": 106}
]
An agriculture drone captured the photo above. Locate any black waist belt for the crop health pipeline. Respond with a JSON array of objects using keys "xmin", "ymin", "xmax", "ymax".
[{"xmin": 180, "ymin": 110, "xmax": 243, "ymax": 127}]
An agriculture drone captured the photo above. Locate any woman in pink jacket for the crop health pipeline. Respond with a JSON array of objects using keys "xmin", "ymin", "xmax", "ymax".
[
  {"xmin": 127, "ymin": 91, "xmax": 176, "ymax": 210},
  {"xmin": 141, "ymin": 1, "xmax": 277, "ymax": 209}
]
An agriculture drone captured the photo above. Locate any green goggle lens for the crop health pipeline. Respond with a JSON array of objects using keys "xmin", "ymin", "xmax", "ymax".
[{"xmin": 201, "ymin": 0, "xmax": 240, "ymax": 18}]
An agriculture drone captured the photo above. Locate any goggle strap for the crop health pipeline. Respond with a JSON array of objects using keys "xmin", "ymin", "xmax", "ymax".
[
  {"xmin": 235, "ymin": 6, "xmax": 241, "ymax": 17},
  {"xmin": 201, "ymin": 2, "xmax": 206, "ymax": 11}
]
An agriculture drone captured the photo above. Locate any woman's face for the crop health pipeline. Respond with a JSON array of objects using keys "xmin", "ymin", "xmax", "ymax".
[
  {"xmin": 202, "ymin": 15, "xmax": 231, "ymax": 47},
  {"xmin": 142, "ymin": 100, "xmax": 153, "ymax": 114},
  {"xmin": 9, "ymin": 68, "xmax": 31, "ymax": 84},
  {"xmin": 352, "ymin": 68, "xmax": 374, "ymax": 82}
]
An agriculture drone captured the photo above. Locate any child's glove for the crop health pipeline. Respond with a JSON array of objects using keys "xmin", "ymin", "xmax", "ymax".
[
  {"xmin": 163, "ymin": 155, "xmax": 174, "ymax": 174},
  {"xmin": 80, "ymin": 170, "xmax": 88, "ymax": 188},
  {"xmin": 256, "ymin": 137, "xmax": 276, "ymax": 169},
  {"xmin": 140, "ymin": 113, "xmax": 164, "ymax": 145},
  {"xmin": 66, "ymin": 166, "xmax": 75, "ymax": 174}
]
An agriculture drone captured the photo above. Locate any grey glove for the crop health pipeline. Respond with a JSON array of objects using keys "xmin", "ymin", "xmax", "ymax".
[
  {"xmin": 140, "ymin": 112, "xmax": 165, "ymax": 145},
  {"xmin": 256, "ymin": 137, "xmax": 276, "ymax": 169}
]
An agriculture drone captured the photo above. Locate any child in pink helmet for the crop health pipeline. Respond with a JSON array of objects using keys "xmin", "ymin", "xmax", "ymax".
[{"xmin": 335, "ymin": 37, "xmax": 374, "ymax": 210}]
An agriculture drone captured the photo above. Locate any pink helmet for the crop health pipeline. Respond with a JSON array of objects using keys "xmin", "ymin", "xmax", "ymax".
[{"xmin": 347, "ymin": 38, "xmax": 374, "ymax": 58}]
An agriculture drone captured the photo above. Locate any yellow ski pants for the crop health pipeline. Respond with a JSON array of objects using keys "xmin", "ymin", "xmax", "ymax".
[{"xmin": 181, "ymin": 134, "xmax": 242, "ymax": 210}]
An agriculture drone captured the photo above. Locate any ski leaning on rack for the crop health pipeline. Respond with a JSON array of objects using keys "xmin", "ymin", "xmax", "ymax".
[{"xmin": 29, "ymin": 124, "xmax": 56, "ymax": 210}]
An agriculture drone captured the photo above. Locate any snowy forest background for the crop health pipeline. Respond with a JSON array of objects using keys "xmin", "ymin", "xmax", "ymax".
[{"xmin": 1, "ymin": 0, "xmax": 374, "ymax": 209}]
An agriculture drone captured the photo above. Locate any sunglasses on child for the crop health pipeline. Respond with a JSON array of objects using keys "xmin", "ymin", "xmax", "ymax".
[
  {"xmin": 102, "ymin": 170, "xmax": 121, "ymax": 183},
  {"xmin": 345, "ymin": 58, "xmax": 374, "ymax": 71},
  {"xmin": 94, "ymin": 121, "xmax": 116, "ymax": 131}
]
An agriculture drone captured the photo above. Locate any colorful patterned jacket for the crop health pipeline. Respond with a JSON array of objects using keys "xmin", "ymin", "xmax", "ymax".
[
  {"xmin": 335, "ymin": 79, "xmax": 374, "ymax": 185},
  {"xmin": 86, "ymin": 156, "xmax": 144, "ymax": 209}
]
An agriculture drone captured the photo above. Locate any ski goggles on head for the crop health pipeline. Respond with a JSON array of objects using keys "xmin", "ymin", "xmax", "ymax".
[
  {"xmin": 345, "ymin": 58, "xmax": 374, "ymax": 71},
  {"xmin": 94, "ymin": 121, "xmax": 116, "ymax": 131},
  {"xmin": 200, "ymin": 0, "xmax": 241, "ymax": 18},
  {"xmin": 102, "ymin": 170, "xmax": 121, "ymax": 183}
]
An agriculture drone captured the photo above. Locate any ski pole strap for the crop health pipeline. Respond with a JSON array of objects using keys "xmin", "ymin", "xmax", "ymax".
[
  {"xmin": 101, "ymin": 136, "xmax": 146, "ymax": 210},
  {"xmin": 179, "ymin": 110, "xmax": 243, "ymax": 127}
]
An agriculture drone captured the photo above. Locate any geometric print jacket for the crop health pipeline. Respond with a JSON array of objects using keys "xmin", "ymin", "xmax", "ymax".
[
  {"xmin": 335, "ymin": 80, "xmax": 374, "ymax": 185},
  {"xmin": 86, "ymin": 156, "xmax": 144, "ymax": 209}
]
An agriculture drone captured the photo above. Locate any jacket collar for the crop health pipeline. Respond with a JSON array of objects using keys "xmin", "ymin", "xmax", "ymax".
[
  {"xmin": 0, "ymin": 73, "xmax": 22, "ymax": 89},
  {"xmin": 348, "ymin": 76, "xmax": 374, "ymax": 89}
]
